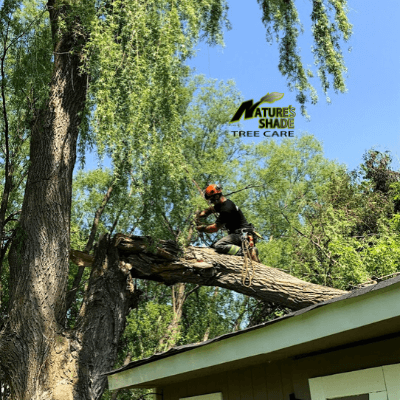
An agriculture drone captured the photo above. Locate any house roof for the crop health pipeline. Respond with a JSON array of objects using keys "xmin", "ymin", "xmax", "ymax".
[{"xmin": 107, "ymin": 275, "xmax": 400, "ymax": 390}]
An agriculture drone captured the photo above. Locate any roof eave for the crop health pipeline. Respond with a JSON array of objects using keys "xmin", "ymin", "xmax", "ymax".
[{"xmin": 108, "ymin": 279, "xmax": 400, "ymax": 390}]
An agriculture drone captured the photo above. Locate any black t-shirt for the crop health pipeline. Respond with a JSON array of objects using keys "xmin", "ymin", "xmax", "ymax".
[{"xmin": 214, "ymin": 199, "xmax": 251, "ymax": 234}]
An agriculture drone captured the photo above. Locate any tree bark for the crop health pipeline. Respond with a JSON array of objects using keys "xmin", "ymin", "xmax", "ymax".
[
  {"xmin": 72, "ymin": 235, "xmax": 141, "ymax": 400},
  {"xmin": 0, "ymin": 2, "xmax": 89, "ymax": 398},
  {"xmin": 116, "ymin": 235, "xmax": 347, "ymax": 311},
  {"xmin": 2, "ymin": 231, "xmax": 140, "ymax": 400}
]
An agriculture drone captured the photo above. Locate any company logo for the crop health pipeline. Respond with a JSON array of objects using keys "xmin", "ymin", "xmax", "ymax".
[{"xmin": 230, "ymin": 92, "xmax": 295, "ymax": 138}]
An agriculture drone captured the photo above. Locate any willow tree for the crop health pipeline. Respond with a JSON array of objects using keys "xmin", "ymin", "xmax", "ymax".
[
  {"xmin": 258, "ymin": 0, "xmax": 352, "ymax": 116},
  {"xmin": 0, "ymin": 0, "xmax": 352, "ymax": 399}
]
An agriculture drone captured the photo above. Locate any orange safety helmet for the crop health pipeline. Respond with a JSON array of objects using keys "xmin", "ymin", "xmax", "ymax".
[{"xmin": 204, "ymin": 184, "xmax": 222, "ymax": 200}]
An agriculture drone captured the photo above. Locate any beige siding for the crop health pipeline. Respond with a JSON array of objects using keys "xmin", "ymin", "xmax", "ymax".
[
  {"xmin": 227, "ymin": 369, "xmax": 243, "ymax": 400},
  {"xmin": 161, "ymin": 335, "xmax": 400, "ymax": 400},
  {"xmin": 250, "ymin": 364, "xmax": 267, "ymax": 400},
  {"xmin": 265, "ymin": 361, "xmax": 284, "ymax": 399}
]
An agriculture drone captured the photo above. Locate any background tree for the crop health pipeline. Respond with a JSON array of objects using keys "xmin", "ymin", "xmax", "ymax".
[
  {"xmin": 220, "ymin": 141, "xmax": 400, "ymax": 322},
  {"xmin": 239, "ymin": 145, "xmax": 400, "ymax": 293},
  {"xmin": 286, "ymin": 149, "xmax": 400, "ymax": 290}
]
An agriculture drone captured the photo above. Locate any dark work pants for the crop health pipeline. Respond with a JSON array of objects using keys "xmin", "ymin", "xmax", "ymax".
[{"xmin": 212, "ymin": 233, "xmax": 242, "ymax": 255}]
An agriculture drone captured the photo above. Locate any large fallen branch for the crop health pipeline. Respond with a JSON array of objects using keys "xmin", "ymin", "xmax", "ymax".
[
  {"xmin": 70, "ymin": 234, "xmax": 347, "ymax": 311},
  {"xmin": 116, "ymin": 234, "xmax": 347, "ymax": 310}
]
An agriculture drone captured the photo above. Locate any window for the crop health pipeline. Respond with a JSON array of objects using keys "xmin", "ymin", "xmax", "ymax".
[
  {"xmin": 180, "ymin": 394, "xmax": 223, "ymax": 400},
  {"xmin": 309, "ymin": 364, "xmax": 400, "ymax": 400}
]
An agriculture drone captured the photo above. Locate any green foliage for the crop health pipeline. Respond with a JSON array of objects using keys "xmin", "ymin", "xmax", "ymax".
[
  {"xmin": 160, "ymin": 76, "xmax": 243, "ymax": 244},
  {"xmin": 123, "ymin": 288, "xmax": 174, "ymax": 360},
  {"xmin": 119, "ymin": 284, "xmax": 247, "ymax": 360},
  {"xmin": 180, "ymin": 287, "xmax": 246, "ymax": 342},
  {"xmin": 78, "ymin": 0, "xmax": 230, "ymax": 243},
  {"xmin": 257, "ymin": 0, "xmax": 352, "ymax": 117},
  {"xmin": 240, "ymin": 143, "xmax": 400, "ymax": 292},
  {"xmin": 71, "ymin": 76, "xmax": 243, "ymax": 247},
  {"xmin": 71, "ymin": 168, "xmax": 141, "ymax": 247},
  {"xmin": 233, "ymin": 134, "xmax": 342, "ymax": 243}
]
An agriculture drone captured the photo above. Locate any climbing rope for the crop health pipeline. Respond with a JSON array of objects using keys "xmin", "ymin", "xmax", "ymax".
[{"xmin": 241, "ymin": 232, "xmax": 255, "ymax": 287}]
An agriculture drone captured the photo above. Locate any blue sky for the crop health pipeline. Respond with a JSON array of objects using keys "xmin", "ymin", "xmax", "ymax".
[{"xmin": 188, "ymin": 0, "xmax": 400, "ymax": 172}]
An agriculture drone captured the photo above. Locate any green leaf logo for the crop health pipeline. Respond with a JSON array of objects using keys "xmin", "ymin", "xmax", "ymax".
[{"xmin": 259, "ymin": 92, "xmax": 284, "ymax": 104}]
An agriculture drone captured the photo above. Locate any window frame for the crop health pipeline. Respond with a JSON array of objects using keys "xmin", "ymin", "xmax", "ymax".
[
  {"xmin": 309, "ymin": 364, "xmax": 400, "ymax": 400},
  {"xmin": 180, "ymin": 393, "xmax": 223, "ymax": 400}
]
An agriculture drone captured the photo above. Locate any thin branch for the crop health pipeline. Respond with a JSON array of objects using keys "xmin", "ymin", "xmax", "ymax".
[
  {"xmin": 183, "ymin": 284, "xmax": 200, "ymax": 302},
  {"xmin": 4, "ymin": 8, "xmax": 47, "ymax": 53},
  {"xmin": 0, "ymin": 21, "xmax": 14, "ymax": 270},
  {"xmin": 109, "ymin": 208, "xmax": 122, "ymax": 237},
  {"xmin": 280, "ymin": 210, "xmax": 341, "ymax": 268},
  {"xmin": 162, "ymin": 212, "xmax": 177, "ymax": 239},
  {"xmin": 66, "ymin": 181, "xmax": 115, "ymax": 311},
  {"xmin": 3, "ymin": 209, "xmax": 21, "ymax": 226},
  {"xmin": 225, "ymin": 183, "xmax": 265, "ymax": 197},
  {"xmin": 232, "ymin": 296, "xmax": 249, "ymax": 331}
]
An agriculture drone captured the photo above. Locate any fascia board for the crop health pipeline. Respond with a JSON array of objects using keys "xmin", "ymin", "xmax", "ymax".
[{"xmin": 108, "ymin": 281, "xmax": 400, "ymax": 391}]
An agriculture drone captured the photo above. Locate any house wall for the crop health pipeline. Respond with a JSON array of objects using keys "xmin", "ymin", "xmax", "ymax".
[{"xmin": 160, "ymin": 335, "xmax": 400, "ymax": 400}]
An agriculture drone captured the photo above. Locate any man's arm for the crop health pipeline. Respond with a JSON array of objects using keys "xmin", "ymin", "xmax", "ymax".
[
  {"xmin": 196, "ymin": 223, "xmax": 219, "ymax": 233},
  {"xmin": 196, "ymin": 205, "xmax": 222, "ymax": 233}
]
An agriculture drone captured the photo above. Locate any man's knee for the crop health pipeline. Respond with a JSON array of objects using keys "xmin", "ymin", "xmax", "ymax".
[
  {"xmin": 214, "ymin": 243, "xmax": 242, "ymax": 256},
  {"xmin": 227, "ymin": 245, "xmax": 242, "ymax": 255}
]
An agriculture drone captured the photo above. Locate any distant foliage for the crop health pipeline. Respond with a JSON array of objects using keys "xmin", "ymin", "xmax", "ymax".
[
  {"xmin": 257, "ymin": 0, "xmax": 352, "ymax": 117},
  {"xmin": 235, "ymin": 141, "xmax": 400, "ymax": 293}
]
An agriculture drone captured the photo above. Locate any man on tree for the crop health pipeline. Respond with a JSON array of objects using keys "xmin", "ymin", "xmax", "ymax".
[{"xmin": 196, "ymin": 184, "xmax": 260, "ymax": 262}]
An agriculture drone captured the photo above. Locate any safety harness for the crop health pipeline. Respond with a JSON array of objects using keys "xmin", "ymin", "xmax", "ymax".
[{"xmin": 237, "ymin": 227, "xmax": 262, "ymax": 287}]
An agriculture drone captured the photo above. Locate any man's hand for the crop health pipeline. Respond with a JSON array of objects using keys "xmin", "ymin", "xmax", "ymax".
[
  {"xmin": 198, "ymin": 210, "xmax": 207, "ymax": 218},
  {"xmin": 197, "ymin": 206, "xmax": 214, "ymax": 221},
  {"xmin": 196, "ymin": 225, "xmax": 207, "ymax": 233},
  {"xmin": 194, "ymin": 211, "xmax": 203, "ymax": 224},
  {"xmin": 196, "ymin": 224, "xmax": 219, "ymax": 233}
]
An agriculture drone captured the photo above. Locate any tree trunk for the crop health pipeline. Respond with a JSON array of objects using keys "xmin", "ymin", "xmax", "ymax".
[
  {"xmin": 72, "ymin": 235, "xmax": 141, "ymax": 400},
  {"xmin": 202, "ymin": 287, "xmax": 219, "ymax": 342},
  {"xmin": 2, "ymin": 229, "xmax": 140, "ymax": 400},
  {"xmin": 116, "ymin": 235, "xmax": 347, "ymax": 311},
  {"xmin": 0, "ymin": 2, "xmax": 89, "ymax": 398},
  {"xmin": 157, "ymin": 283, "xmax": 186, "ymax": 352}
]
